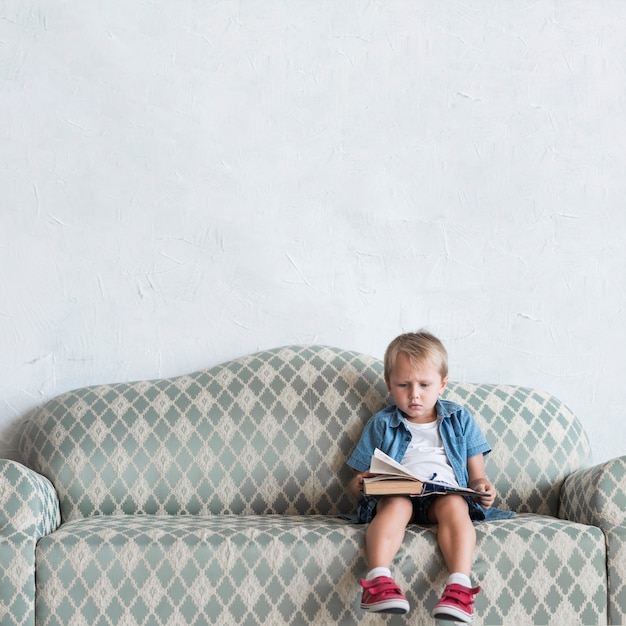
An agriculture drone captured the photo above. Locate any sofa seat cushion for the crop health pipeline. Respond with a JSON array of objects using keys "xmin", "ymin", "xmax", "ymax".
[
  {"xmin": 470, "ymin": 515, "xmax": 607, "ymax": 624},
  {"xmin": 35, "ymin": 514, "xmax": 606, "ymax": 625},
  {"xmin": 36, "ymin": 515, "xmax": 366, "ymax": 625}
]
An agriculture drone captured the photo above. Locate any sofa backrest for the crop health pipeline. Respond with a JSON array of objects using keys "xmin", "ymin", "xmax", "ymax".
[
  {"xmin": 443, "ymin": 382, "xmax": 591, "ymax": 516},
  {"xmin": 19, "ymin": 345, "xmax": 591, "ymax": 522}
]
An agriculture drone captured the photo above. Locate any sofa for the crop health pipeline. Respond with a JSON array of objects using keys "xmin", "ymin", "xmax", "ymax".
[{"xmin": 1, "ymin": 345, "xmax": 625, "ymax": 625}]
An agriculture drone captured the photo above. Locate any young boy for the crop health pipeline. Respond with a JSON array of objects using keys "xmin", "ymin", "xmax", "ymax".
[{"xmin": 347, "ymin": 331, "xmax": 513, "ymax": 622}]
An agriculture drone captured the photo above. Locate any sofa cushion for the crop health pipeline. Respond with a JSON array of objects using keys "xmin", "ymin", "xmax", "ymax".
[
  {"xmin": 443, "ymin": 384, "xmax": 592, "ymax": 516},
  {"xmin": 34, "ymin": 514, "xmax": 606, "ymax": 625},
  {"xmin": 20, "ymin": 346, "xmax": 591, "ymax": 522},
  {"xmin": 21, "ymin": 347, "xmax": 390, "ymax": 522}
]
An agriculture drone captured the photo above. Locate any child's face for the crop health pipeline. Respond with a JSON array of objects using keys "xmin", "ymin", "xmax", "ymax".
[{"xmin": 386, "ymin": 351, "xmax": 447, "ymax": 423}]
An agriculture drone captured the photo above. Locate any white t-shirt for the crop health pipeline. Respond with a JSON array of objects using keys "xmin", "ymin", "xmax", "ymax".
[{"xmin": 401, "ymin": 418, "xmax": 459, "ymax": 487}]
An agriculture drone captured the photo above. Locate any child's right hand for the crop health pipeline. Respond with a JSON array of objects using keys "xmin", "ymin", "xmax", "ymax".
[{"xmin": 348, "ymin": 471, "xmax": 369, "ymax": 499}]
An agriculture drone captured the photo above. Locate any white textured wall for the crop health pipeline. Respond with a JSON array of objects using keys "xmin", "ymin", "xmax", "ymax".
[{"xmin": 2, "ymin": 1, "xmax": 625, "ymax": 464}]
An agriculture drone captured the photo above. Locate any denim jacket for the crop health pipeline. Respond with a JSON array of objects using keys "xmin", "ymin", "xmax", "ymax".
[{"xmin": 347, "ymin": 399, "xmax": 515, "ymax": 523}]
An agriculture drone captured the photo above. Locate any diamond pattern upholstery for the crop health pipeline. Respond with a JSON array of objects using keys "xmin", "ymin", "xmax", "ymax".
[
  {"xmin": 32, "ymin": 514, "xmax": 606, "ymax": 626},
  {"xmin": 443, "ymin": 383, "xmax": 592, "ymax": 517},
  {"xmin": 20, "ymin": 346, "xmax": 390, "ymax": 521},
  {"xmin": 0, "ymin": 459, "xmax": 60, "ymax": 626},
  {"xmin": 559, "ymin": 455, "xmax": 626, "ymax": 625},
  {"xmin": 1, "ymin": 345, "xmax": 623, "ymax": 625},
  {"xmin": 0, "ymin": 459, "xmax": 60, "ymax": 537}
]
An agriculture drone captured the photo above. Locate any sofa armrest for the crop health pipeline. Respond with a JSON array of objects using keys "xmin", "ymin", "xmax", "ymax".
[
  {"xmin": 1, "ymin": 527, "xmax": 38, "ymax": 626},
  {"xmin": 0, "ymin": 459, "xmax": 61, "ymax": 538},
  {"xmin": 1, "ymin": 460, "xmax": 60, "ymax": 626},
  {"xmin": 559, "ymin": 456, "xmax": 626, "ymax": 626},
  {"xmin": 559, "ymin": 455, "xmax": 626, "ymax": 527}
]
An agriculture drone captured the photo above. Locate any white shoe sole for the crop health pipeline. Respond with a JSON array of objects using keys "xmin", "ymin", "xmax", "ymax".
[
  {"xmin": 361, "ymin": 599, "xmax": 410, "ymax": 614},
  {"xmin": 431, "ymin": 606, "xmax": 474, "ymax": 622}
]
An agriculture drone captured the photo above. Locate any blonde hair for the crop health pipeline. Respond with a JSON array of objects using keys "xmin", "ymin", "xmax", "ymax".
[{"xmin": 384, "ymin": 331, "xmax": 448, "ymax": 383}]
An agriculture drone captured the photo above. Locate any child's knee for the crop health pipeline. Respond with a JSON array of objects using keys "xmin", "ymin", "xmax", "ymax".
[
  {"xmin": 376, "ymin": 495, "xmax": 413, "ymax": 518},
  {"xmin": 430, "ymin": 495, "xmax": 470, "ymax": 521}
]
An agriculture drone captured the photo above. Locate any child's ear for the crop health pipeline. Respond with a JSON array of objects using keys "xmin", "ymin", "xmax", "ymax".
[{"xmin": 439, "ymin": 376, "xmax": 448, "ymax": 395}]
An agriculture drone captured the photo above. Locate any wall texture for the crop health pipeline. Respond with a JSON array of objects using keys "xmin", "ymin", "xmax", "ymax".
[{"xmin": 2, "ymin": 1, "xmax": 625, "ymax": 464}]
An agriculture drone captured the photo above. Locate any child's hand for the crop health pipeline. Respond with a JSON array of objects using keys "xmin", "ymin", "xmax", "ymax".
[
  {"xmin": 470, "ymin": 480, "xmax": 496, "ymax": 509},
  {"xmin": 348, "ymin": 472, "xmax": 371, "ymax": 499}
]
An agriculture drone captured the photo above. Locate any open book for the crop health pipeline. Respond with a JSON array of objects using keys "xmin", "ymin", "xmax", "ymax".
[{"xmin": 363, "ymin": 448, "xmax": 489, "ymax": 498}]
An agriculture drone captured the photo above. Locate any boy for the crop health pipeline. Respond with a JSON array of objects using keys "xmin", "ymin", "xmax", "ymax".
[{"xmin": 347, "ymin": 331, "xmax": 513, "ymax": 622}]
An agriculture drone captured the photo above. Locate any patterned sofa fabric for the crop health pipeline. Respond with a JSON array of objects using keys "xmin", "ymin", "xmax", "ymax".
[
  {"xmin": 0, "ymin": 460, "xmax": 60, "ymax": 626},
  {"xmin": 559, "ymin": 455, "xmax": 626, "ymax": 626},
  {"xmin": 32, "ymin": 514, "xmax": 607, "ymax": 626},
  {"xmin": 1, "ymin": 345, "xmax": 624, "ymax": 625}
]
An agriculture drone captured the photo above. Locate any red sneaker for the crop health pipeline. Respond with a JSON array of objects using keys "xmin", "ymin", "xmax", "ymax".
[
  {"xmin": 431, "ymin": 583, "xmax": 480, "ymax": 622},
  {"xmin": 360, "ymin": 576, "xmax": 410, "ymax": 614}
]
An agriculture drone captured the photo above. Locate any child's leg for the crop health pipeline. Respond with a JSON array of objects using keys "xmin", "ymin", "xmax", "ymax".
[
  {"xmin": 429, "ymin": 495, "xmax": 480, "ymax": 623},
  {"xmin": 360, "ymin": 496, "xmax": 413, "ymax": 614},
  {"xmin": 427, "ymin": 494, "xmax": 475, "ymax": 575},
  {"xmin": 365, "ymin": 495, "xmax": 414, "ymax": 569}
]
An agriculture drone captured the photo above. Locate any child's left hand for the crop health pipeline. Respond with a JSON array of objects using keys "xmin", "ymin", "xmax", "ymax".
[{"xmin": 470, "ymin": 480, "xmax": 496, "ymax": 509}]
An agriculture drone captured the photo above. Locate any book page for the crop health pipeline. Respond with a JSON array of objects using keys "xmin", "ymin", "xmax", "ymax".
[{"xmin": 369, "ymin": 448, "xmax": 420, "ymax": 479}]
